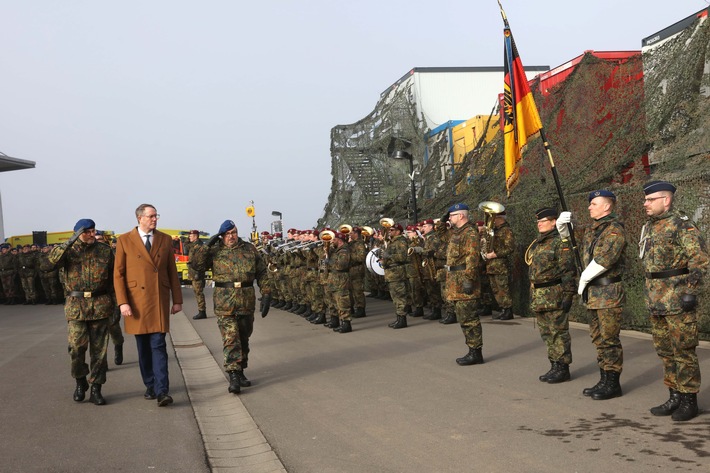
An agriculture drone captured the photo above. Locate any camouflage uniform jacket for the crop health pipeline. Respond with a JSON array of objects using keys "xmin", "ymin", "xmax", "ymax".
[
  {"xmin": 640, "ymin": 208, "xmax": 709, "ymax": 315},
  {"xmin": 17, "ymin": 252, "xmax": 38, "ymax": 277},
  {"xmin": 316, "ymin": 245, "xmax": 329, "ymax": 285},
  {"xmin": 433, "ymin": 226, "xmax": 450, "ymax": 283},
  {"xmin": 328, "ymin": 243, "xmax": 351, "ymax": 291},
  {"xmin": 580, "ymin": 213, "xmax": 626, "ymax": 309},
  {"xmin": 485, "ymin": 222, "xmax": 515, "ymax": 275},
  {"xmin": 445, "ymin": 221, "xmax": 482, "ymax": 301},
  {"xmin": 184, "ymin": 239, "xmax": 205, "ymax": 281},
  {"xmin": 38, "ymin": 251, "xmax": 59, "ymax": 277},
  {"xmin": 382, "ymin": 234, "xmax": 408, "ymax": 283},
  {"xmin": 0, "ymin": 252, "xmax": 18, "ymax": 274},
  {"xmin": 49, "ymin": 241, "xmax": 114, "ymax": 321},
  {"xmin": 192, "ymin": 238, "xmax": 271, "ymax": 316},
  {"xmin": 527, "ymin": 229, "xmax": 576, "ymax": 312},
  {"xmin": 348, "ymin": 239, "xmax": 367, "ymax": 277},
  {"xmin": 422, "ymin": 231, "xmax": 444, "ymax": 281},
  {"xmin": 406, "ymin": 237, "xmax": 425, "ymax": 280}
]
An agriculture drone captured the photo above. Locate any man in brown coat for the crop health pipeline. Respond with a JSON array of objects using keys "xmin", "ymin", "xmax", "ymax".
[{"xmin": 114, "ymin": 203, "xmax": 183, "ymax": 407}]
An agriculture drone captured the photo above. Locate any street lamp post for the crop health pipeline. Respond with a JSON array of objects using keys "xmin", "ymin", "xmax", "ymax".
[
  {"xmin": 391, "ymin": 150, "xmax": 418, "ymax": 224},
  {"xmin": 271, "ymin": 211, "xmax": 283, "ymax": 237}
]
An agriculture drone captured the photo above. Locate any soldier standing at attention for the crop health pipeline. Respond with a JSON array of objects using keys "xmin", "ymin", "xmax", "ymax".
[
  {"xmin": 526, "ymin": 208, "xmax": 576, "ymax": 384},
  {"xmin": 18, "ymin": 244, "xmax": 39, "ymax": 304},
  {"xmin": 557, "ymin": 190, "xmax": 627, "ymax": 400},
  {"xmin": 191, "ymin": 220, "xmax": 271, "ymax": 394},
  {"xmin": 49, "ymin": 219, "xmax": 114, "ymax": 405},
  {"xmin": 329, "ymin": 231, "xmax": 353, "ymax": 333},
  {"xmin": 185, "ymin": 230, "xmax": 208, "ymax": 320},
  {"xmin": 38, "ymin": 245, "xmax": 63, "ymax": 304},
  {"xmin": 418, "ymin": 219, "xmax": 445, "ymax": 321},
  {"xmin": 484, "ymin": 212, "xmax": 516, "ymax": 320},
  {"xmin": 445, "ymin": 204, "xmax": 484, "ymax": 365},
  {"xmin": 348, "ymin": 227, "xmax": 368, "ymax": 318},
  {"xmin": 381, "ymin": 223, "xmax": 410, "ymax": 329},
  {"xmin": 640, "ymin": 180, "xmax": 708, "ymax": 421}
]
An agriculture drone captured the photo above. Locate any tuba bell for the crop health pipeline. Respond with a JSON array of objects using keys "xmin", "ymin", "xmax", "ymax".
[
  {"xmin": 320, "ymin": 229, "xmax": 335, "ymax": 259},
  {"xmin": 338, "ymin": 224, "xmax": 352, "ymax": 237},
  {"xmin": 379, "ymin": 218, "xmax": 394, "ymax": 248},
  {"xmin": 478, "ymin": 201, "xmax": 505, "ymax": 260}
]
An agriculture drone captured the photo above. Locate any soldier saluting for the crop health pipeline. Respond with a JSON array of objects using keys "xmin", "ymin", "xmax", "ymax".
[{"xmin": 640, "ymin": 180, "xmax": 708, "ymax": 422}]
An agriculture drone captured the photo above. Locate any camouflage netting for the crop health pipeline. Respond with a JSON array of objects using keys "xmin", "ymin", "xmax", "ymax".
[{"xmin": 321, "ymin": 15, "xmax": 710, "ymax": 337}]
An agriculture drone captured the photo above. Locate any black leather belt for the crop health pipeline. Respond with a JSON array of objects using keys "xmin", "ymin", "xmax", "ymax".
[
  {"xmin": 645, "ymin": 268, "xmax": 689, "ymax": 279},
  {"xmin": 533, "ymin": 278, "xmax": 562, "ymax": 289},
  {"xmin": 446, "ymin": 264, "xmax": 466, "ymax": 272},
  {"xmin": 588, "ymin": 276, "xmax": 622, "ymax": 287},
  {"xmin": 68, "ymin": 289, "xmax": 108, "ymax": 298},
  {"xmin": 214, "ymin": 281, "xmax": 253, "ymax": 288}
]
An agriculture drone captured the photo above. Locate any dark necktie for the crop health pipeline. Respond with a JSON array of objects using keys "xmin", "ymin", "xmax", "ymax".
[{"xmin": 145, "ymin": 234, "xmax": 152, "ymax": 252}]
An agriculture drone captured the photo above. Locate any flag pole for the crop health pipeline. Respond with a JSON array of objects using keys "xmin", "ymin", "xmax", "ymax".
[{"xmin": 497, "ymin": 0, "xmax": 583, "ymax": 274}]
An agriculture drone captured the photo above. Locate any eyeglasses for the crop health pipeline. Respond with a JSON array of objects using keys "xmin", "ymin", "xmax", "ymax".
[
  {"xmin": 643, "ymin": 196, "xmax": 665, "ymax": 203},
  {"xmin": 449, "ymin": 213, "xmax": 462, "ymax": 219},
  {"xmin": 142, "ymin": 214, "xmax": 160, "ymax": 219}
]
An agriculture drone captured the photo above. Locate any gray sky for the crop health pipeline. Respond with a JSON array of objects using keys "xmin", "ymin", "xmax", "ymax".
[{"xmin": 0, "ymin": 0, "xmax": 706, "ymax": 237}]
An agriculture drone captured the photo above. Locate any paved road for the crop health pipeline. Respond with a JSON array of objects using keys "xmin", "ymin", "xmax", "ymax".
[{"xmin": 2, "ymin": 288, "xmax": 709, "ymax": 472}]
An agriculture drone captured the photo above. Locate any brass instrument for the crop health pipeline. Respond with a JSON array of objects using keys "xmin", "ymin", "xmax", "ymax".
[
  {"xmin": 478, "ymin": 201, "xmax": 505, "ymax": 260},
  {"xmin": 338, "ymin": 224, "xmax": 352, "ymax": 235},
  {"xmin": 320, "ymin": 229, "xmax": 335, "ymax": 259},
  {"xmin": 361, "ymin": 225, "xmax": 374, "ymax": 238},
  {"xmin": 379, "ymin": 218, "xmax": 394, "ymax": 248}
]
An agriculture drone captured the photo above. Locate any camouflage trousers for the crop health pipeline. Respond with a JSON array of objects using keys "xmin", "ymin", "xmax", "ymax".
[
  {"xmin": 191, "ymin": 279, "xmax": 206, "ymax": 311},
  {"xmin": 487, "ymin": 272, "xmax": 512, "ymax": 309},
  {"xmin": 408, "ymin": 276, "xmax": 425, "ymax": 308},
  {"xmin": 1, "ymin": 273, "xmax": 18, "ymax": 298},
  {"xmin": 536, "ymin": 309, "xmax": 572, "ymax": 365},
  {"xmin": 109, "ymin": 307, "xmax": 124, "ymax": 346},
  {"xmin": 388, "ymin": 279, "xmax": 409, "ymax": 316},
  {"xmin": 20, "ymin": 275, "xmax": 37, "ymax": 302},
  {"xmin": 650, "ymin": 311, "xmax": 700, "ymax": 393},
  {"xmin": 480, "ymin": 268, "xmax": 493, "ymax": 306},
  {"xmin": 588, "ymin": 307, "xmax": 623, "ymax": 373},
  {"xmin": 350, "ymin": 271, "xmax": 366, "ymax": 310},
  {"xmin": 454, "ymin": 299, "xmax": 482, "ymax": 348},
  {"xmin": 440, "ymin": 280, "xmax": 453, "ymax": 315},
  {"xmin": 67, "ymin": 318, "xmax": 109, "ymax": 385},
  {"xmin": 423, "ymin": 278, "xmax": 442, "ymax": 309},
  {"xmin": 332, "ymin": 288, "xmax": 351, "ymax": 322},
  {"xmin": 217, "ymin": 313, "xmax": 255, "ymax": 371},
  {"xmin": 39, "ymin": 274, "xmax": 62, "ymax": 301}
]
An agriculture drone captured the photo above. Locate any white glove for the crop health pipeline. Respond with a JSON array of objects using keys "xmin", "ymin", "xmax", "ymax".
[
  {"xmin": 556, "ymin": 211, "xmax": 573, "ymax": 239},
  {"xmin": 578, "ymin": 259, "xmax": 608, "ymax": 295}
]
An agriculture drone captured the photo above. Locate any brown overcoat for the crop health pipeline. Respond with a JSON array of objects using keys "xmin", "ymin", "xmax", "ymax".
[{"xmin": 113, "ymin": 228, "xmax": 183, "ymax": 335}]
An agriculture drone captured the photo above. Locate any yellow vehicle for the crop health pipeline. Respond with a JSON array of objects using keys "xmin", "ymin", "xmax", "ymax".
[
  {"xmin": 158, "ymin": 229, "xmax": 212, "ymax": 284},
  {"xmin": 5, "ymin": 230, "xmax": 116, "ymax": 248}
]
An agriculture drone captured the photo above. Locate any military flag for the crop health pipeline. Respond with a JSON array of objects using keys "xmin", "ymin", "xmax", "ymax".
[{"xmin": 500, "ymin": 4, "xmax": 542, "ymax": 194}]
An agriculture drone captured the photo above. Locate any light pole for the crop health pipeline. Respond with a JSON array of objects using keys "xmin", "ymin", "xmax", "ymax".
[
  {"xmin": 271, "ymin": 211, "xmax": 283, "ymax": 237},
  {"xmin": 391, "ymin": 150, "xmax": 418, "ymax": 224}
]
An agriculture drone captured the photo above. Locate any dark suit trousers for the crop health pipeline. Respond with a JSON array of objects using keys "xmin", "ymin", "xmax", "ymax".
[{"xmin": 135, "ymin": 333, "xmax": 169, "ymax": 396}]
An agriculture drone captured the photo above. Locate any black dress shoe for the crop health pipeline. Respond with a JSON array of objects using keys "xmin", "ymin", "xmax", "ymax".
[
  {"xmin": 144, "ymin": 388, "xmax": 156, "ymax": 400},
  {"xmin": 157, "ymin": 394, "xmax": 174, "ymax": 407}
]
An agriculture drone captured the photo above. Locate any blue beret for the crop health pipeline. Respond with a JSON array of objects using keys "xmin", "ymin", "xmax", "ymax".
[
  {"xmin": 643, "ymin": 180, "xmax": 676, "ymax": 195},
  {"xmin": 74, "ymin": 218, "xmax": 96, "ymax": 232},
  {"xmin": 219, "ymin": 220, "xmax": 236, "ymax": 234},
  {"xmin": 448, "ymin": 203, "xmax": 469, "ymax": 213},
  {"xmin": 588, "ymin": 190, "xmax": 616, "ymax": 202}
]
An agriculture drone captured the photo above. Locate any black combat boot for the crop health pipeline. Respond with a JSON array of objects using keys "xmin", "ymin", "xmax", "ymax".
[
  {"xmin": 352, "ymin": 307, "xmax": 366, "ymax": 318},
  {"xmin": 456, "ymin": 348, "xmax": 484, "ymax": 366},
  {"xmin": 334, "ymin": 320, "xmax": 352, "ymax": 333},
  {"xmin": 650, "ymin": 389, "xmax": 681, "ymax": 416},
  {"xmin": 423, "ymin": 307, "xmax": 442, "ymax": 320},
  {"xmin": 539, "ymin": 361, "xmax": 555, "ymax": 382},
  {"xmin": 328, "ymin": 316, "xmax": 340, "ymax": 330},
  {"xmin": 412, "ymin": 307, "xmax": 424, "ymax": 317},
  {"xmin": 591, "ymin": 371, "xmax": 622, "ymax": 400},
  {"xmin": 306, "ymin": 310, "xmax": 319, "ymax": 322},
  {"xmin": 282, "ymin": 301, "xmax": 293, "ymax": 311},
  {"xmin": 440, "ymin": 311, "xmax": 457, "ymax": 325},
  {"xmin": 89, "ymin": 384, "xmax": 106, "ymax": 405},
  {"xmin": 497, "ymin": 308, "xmax": 514, "ymax": 320},
  {"xmin": 237, "ymin": 371, "xmax": 252, "ymax": 387},
  {"xmin": 546, "ymin": 362, "xmax": 571, "ymax": 384},
  {"xmin": 390, "ymin": 315, "xmax": 408, "ymax": 329},
  {"xmin": 227, "ymin": 371, "xmax": 241, "ymax": 394},
  {"xmin": 583, "ymin": 369, "xmax": 606, "ymax": 397},
  {"xmin": 311, "ymin": 312, "xmax": 326, "ymax": 324},
  {"xmin": 302, "ymin": 306, "xmax": 313, "ymax": 318},
  {"xmin": 476, "ymin": 305, "xmax": 493, "ymax": 316},
  {"xmin": 295, "ymin": 304, "xmax": 308, "ymax": 316},
  {"xmin": 193, "ymin": 310, "xmax": 207, "ymax": 320},
  {"xmin": 73, "ymin": 377, "xmax": 89, "ymax": 402},
  {"xmin": 671, "ymin": 393, "xmax": 698, "ymax": 422},
  {"xmin": 114, "ymin": 344, "xmax": 123, "ymax": 365},
  {"xmin": 272, "ymin": 299, "xmax": 284, "ymax": 309}
]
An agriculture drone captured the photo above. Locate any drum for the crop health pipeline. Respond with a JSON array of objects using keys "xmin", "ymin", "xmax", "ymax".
[{"xmin": 365, "ymin": 248, "xmax": 385, "ymax": 276}]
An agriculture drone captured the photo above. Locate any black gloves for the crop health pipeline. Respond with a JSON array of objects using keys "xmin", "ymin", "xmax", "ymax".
[
  {"xmin": 207, "ymin": 234, "xmax": 222, "ymax": 247},
  {"xmin": 561, "ymin": 294, "xmax": 574, "ymax": 313},
  {"xmin": 441, "ymin": 212, "xmax": 450, "ymax": 223},
  {"xmin": 67, "ymin": 227, "xmax": 85, "ymax": 247},
  {"xmin": 260, "ymin": 294, "xmax": 272, "ymax": 318},
  {"xmin": 462, "ymin": 280, "xmax": 474, "ymax": 295},
  {"xmin": 680, "ymin": 294, "xmax": 697, "ymax": 312}
]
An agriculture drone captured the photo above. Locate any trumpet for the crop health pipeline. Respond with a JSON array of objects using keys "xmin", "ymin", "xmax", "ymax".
[
  {"xmin": 320, "ymin": 229, "xmax": 335, "ymax": 259},
  {"xmin": 478, "ymin": 201, "xmax": 505, "ymax": 260}
]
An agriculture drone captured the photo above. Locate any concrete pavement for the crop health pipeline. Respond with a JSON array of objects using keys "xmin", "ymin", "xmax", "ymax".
[{"xmin": 1, "ymin": 289, "xmax": 709, "ymax": 472}]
